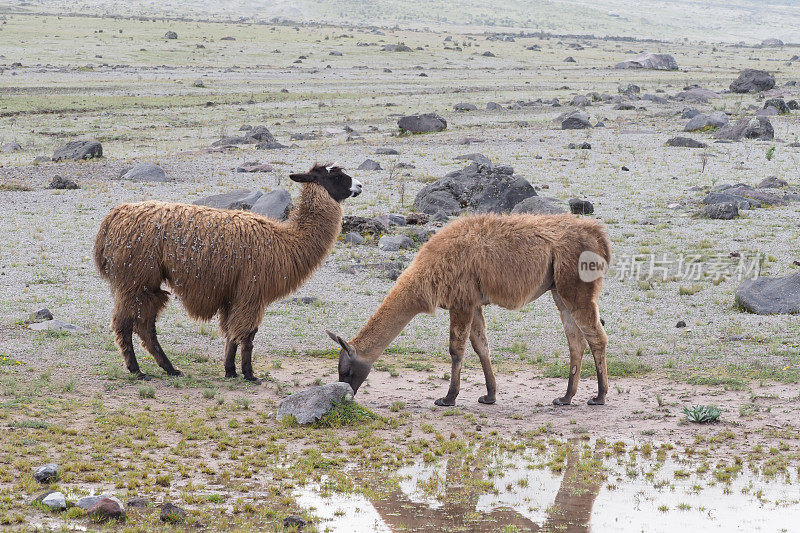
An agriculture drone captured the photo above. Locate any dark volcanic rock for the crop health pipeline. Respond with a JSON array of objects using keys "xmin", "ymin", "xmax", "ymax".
[
  {"xmin": 714, "ymin": 116, "xmax": 774, "ymax": 141},
  {"xmin": 736, "ymin": 273, "xmax": 800, "ymax": 314},
  {"xmin": 666, "ymin": 136, "xmax": 707, "ymax": 148},
  {"xmin": 763, "ymin": 98, "xmax": 790, "ymax": 114},
  {"xmin": 561, "ymin": 110, "xmax": 591, "ymax": 130},
  {"xmin": 160, "ymin": 502, "xmax": 187, "ymax": 523},
  {"xmin": 730, "ymin": 69, "xmax": 775, "ymax": 93},
  {"xmin": 397, "ymin": 113, "xmax": 447, "ymax": 133},
  {"xmin": 684, "ymin": 111, "xmax": 728, "ymax": 131},
  {"xmin": 700, "ymin": 202, "xmax": 738, "ymax": 220},
  {"xmin": 342, "ymin": 216, "xmax": 386, "ymax": 235},
  {"xmin": 568, "ymin": 198, "xmax": 594, "ymax": 215},
  {"xmin": 413, "ymin": 162, "xmax": 536, "ymax": 215},
  {"xmin": 47, "ymin": 175, "xmax": 79, "ymax": 189},
  {"xmin": 52, "ymin": 140, "xmax": 102, "ymax": 161},
  {"xmin": 164, "ymin": 31, "xmax": 177, "ymax": 39},
  {"xmin": 454, "ymin": 102, "xmax": 478, "ymax": 111},
  {"xmin": 33, "ymin": 463, "xmax": 58, "ymax": 483}
]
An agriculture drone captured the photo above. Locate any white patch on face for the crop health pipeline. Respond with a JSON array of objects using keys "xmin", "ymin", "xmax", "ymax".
[{"xmin": 350, "ymin": 178, "xmax": 363, "ymax": 196}]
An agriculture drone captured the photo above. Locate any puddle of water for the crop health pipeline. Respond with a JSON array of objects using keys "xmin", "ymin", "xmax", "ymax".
[{"xmin": 295, "ymin": 439, "xmax": 800, "ymax": 532}]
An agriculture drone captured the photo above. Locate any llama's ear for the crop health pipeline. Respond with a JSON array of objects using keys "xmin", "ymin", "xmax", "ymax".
[
  {"xmin": 326, "ymin": 330, "xmax": 355, "ymax": 356},
  {"xmin": 289, "ymin": 172, "xmax": 316, "ymax": 183}
]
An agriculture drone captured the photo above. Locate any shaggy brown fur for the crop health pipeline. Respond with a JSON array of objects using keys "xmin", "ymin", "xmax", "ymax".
[
  {"xmin": 95, "ymin": 165, "xmax": 360, "ymax": 381},
  {"xmin": 329, "ymin": 213, "xmax": 611, "ymax": 406}
]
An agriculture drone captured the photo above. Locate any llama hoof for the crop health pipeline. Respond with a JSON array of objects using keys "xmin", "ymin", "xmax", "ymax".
[
  {"xmin": 478, "ymin": 395, "xmax": 496, "ymax": 405},
  {"xmin": 552, "ymin": 397, "xmax": 572, "ymax": 406},
  {"xmin": 434, "ymin": 397, "xmax": 456, "ymax": 407},
  {"xmin": 225, "ymin": 372, "xmax": 238, "ymax": 379},
  {"xmin": 588, "ymin": 397, "xmax": 606, "ymax": 406},
  {"xmin": 135, "ymin": 372, "xmax": 151, "ymax": 381},
  {"xmin": 244, "ymin": 376, "xmax": 262, "ymax": 385},
  {"xmin": 167, "ymin": 369, "xmax": 183, "ymax": 377}
]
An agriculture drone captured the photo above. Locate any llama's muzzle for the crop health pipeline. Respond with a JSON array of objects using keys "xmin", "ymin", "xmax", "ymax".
[{"xmin": 350, "ymin": 178, "xmax": 363, "ymax": 197}]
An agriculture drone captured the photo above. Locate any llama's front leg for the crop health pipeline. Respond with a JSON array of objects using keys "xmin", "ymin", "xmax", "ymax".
[
  {"xmin": 240, "ymin": 329, "xmax": 261, "ymax": 385},
  {"xmin": 568, "ymin": 301, "xmax": 609, "ymax": 406},
  {"xmin": 224, "ymin": 338, "xmax": 238, "ymax": 379},
  {"xmin": 435, "ymin": 309, "xmax": 472, "ymax": 407}
]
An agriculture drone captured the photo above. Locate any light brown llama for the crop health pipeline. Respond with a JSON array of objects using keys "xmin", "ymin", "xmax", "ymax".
[
  {"xmin": 328, "ymin": 212, "xmax": 611, "ymax": 406},
  {"xmin": 95, "ymin": 164, "xmax": 362, "ymax": 382}
]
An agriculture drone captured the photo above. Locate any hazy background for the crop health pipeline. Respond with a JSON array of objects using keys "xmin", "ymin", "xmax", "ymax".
[{"xmin": 3, "ymin": 0, "xmax": 800, "ymax": 43}]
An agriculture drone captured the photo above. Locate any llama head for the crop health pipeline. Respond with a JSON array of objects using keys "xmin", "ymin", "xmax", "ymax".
[
  {"xmin": 326, "ymin": 330, "xmax": 371, "ymax": 394},
  {"xmin": 289, "ymin": 164, "xmax": 362, "ymax": 202}
]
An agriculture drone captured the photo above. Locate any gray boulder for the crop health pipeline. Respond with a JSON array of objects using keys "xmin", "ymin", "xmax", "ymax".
[
  {"xmin": 2, "ymin": 141, "xmax": 22, "ymax": 152},
  {"xmin": 29, "ymin": 308, "xmax": 53, "ymax": 322},
  {"xmin": 700, "ymin": 202, "xmax": 738, "ymax": 219},
  {"xmin": 276, "ymin": 383, "xmax": 355, "ymax": 425},
  {"xmin": 511, "ymin": 196, "xmax": 567, "ymax": 215},
  {"xmin": 681, "ymin": 108, "xmax": 701, "ymax": 119},
  {"xmin": 248, "ymin": 125, "xmax": 276, "ymax": 143},
  {"xmin": 378, "ymin": 235, "xmax": 414, "ymax": 251},
  {"xmin": 52, "ymin": 140, "xmax": 102, "ymax": 161},
  {"xmin": 413, "ymin": 162, "xmax": 536, "ymax": 215},
  {"xmin": 703, "ymin": 192, "xmax": 758, "ymax": 210},
  {"xmin": 561, "ymin": 110, "xmax": 591, "ymax": 130},
  {"xmin": 762, "ymin": 38, "xmax": 784, "ymax": 47},
  {"xmin": 486, "ymin": 101, "xmax": 503, "ymax": 110},
  {"xmin": 398, "ymin": 113, "xmax": 447, "ymax": 133},
  {"xmin": 615, "ymin": 53, "xmax": 678, "ymax": 70},
  {"xmin": 730, "ymin": 69, "xmax": 775, "ymax": 93},
  {"xmin": 674, "ymin": 87, "xmax": 718, "ymax": 103},
  {"xmin": 618, "ymin": 83, "xmax": 640, "ymax": 95},
  {"xmin": 164, "ymin": 31, "xmax": 178, "ymax": 39},
  {"xmin": 736, "ymin": 273, "xmax": 800, "ymax": 314},
  {"xmin": 194, "ymin": 189, "xmax": 263, "ymax": 210},
  {"xmin": 375, "ymin": 147, "xmax": 399, "ymax": 155},
  {"xmin": 382, "ymin": 43, "xmax": 412, "ymax": 52},
  {"xmin": 666, "ymin": 136, "xmax": 707, "ymax": 148},
  {"xmin": 236, "ymin": 162, "xmax": 274, "ymax": 173},
  {"xmin": 454, "ymin": 103, "xmax": 478, "ymax": 111},
  {"xmin": 758, "ymin": 177, "xmax": 788, "ymax": 188},
  {"xmin": 569, "ymin": 198, "xmax": 594, "ymax": 215},
  {"xmin": 684, "ymin": 111, "xmax": 728, "ymax": 131},
  {"xmin": 251, "ymin": 189, "xmax": 292, "ymax": 220},
  {"xmin": 344, "ymin": 232, "xmax": 365, "ymax": 245},
  {"xmin": 119, "ymin": 163, "xmax": 167, "ymax": 182},
  {"xmin": 33, "ymin": 463, "xmax": 58, "ymax": 483},
  {"xmin": 714, "ymin": 116, "xmax": 774, "ymax": 141},
  {"xmin": 357, "ymin": 159, "xmax": 382, "ymax": 171}
]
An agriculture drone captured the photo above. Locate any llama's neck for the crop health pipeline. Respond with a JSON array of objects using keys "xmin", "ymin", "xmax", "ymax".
[
  {"xmin": 272, "ymin": 183, "xmax": 342, "ymax": 296},
  {"xmin": 351, "ymin": 277, "xmax": 430, "ymax": 364}
]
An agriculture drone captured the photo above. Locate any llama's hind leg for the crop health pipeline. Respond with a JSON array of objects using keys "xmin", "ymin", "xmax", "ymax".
[
  {"xmin": 551, "ymin": 292, "xmax": 589, "ymax": 406},
  {"xmin": 470, "ymin": 307, "xmax": 496, "ymax": 405},
  {"xmin": 240, "ymin": 328, "xmax": 261, "ymax": 384},
  {"xmin": 111, "ymin": 304, "xmax": 147, "ymax": 380},
  {"xmin": 435, "ymin": 308, "xmax": 473, "ymax": 407},
  {"xmin": 566, "ymin": 300, "xmax": 608, "ymax": 406},
  {"xmin": 134, "ymin": 289, "xmax": 181, "ymax": 377}
]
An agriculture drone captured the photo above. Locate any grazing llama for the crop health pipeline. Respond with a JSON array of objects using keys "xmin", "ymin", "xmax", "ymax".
[
  {"xmin": 328, "ymin": 213, "xmax": 611, "ymax": 406},
  {"xmin": 95, "ymin": 164, "xmax": 362, "ymax": 382}
]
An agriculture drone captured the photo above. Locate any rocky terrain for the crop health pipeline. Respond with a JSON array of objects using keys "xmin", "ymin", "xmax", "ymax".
[{"xmin": 1, "ymin": 4, "xmax": 800, "ymax": 531}]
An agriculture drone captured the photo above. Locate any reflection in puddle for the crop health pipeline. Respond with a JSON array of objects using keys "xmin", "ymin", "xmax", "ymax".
[{"xmin": 295, "ymin": 439, "xmax": 800, "ymax": 532}]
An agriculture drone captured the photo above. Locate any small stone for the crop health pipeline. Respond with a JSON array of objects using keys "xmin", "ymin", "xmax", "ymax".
[
  {"xmin": 666, "ymin": 136, "xmax": 707, "ymax": 148},
  {"xmin": 46, "ymin": 175, "xmax": 79, "ymax": 189},
  {"xmin": 284, "ymin": 515, "xmax": 307, "ymax": 529},
  {"xmin": 29, "ymin": 308, "xmax": 53, "ymax": 322},
  {"xmin": 126, "ymin": 497, "xmax": 149, "ymax": 509},
  {"xmin": 405, "ymin": 213, "xmax": 429, "ymax": 225},
  {"xmin": 567, "ymin": 142, "xmax": 591, "ymax": 149},
  {"xmin": 276, "ymin": 383, "xmax": 355, "ymax": 425},
  {"xmin": 344, "ymin": 232, "xmax": 365, "ymax": 245},
  {"xmin": 378, "ymin": 235, "xmax": 414, "ymax": 251},
  {"xmin": 28, "ymin": 319, "xmax": 85, "ymax": 334},
  {"xmin": 41, "ymin": 492, "xmax": 66, "ymax": 510},
  {"xmin": 357, "ymin": 159, "xmax": 382, "ymax": 171},
  {"xmin": 375, "ymin": 148, "xmax": 399, "ymax": 155},
  {"xmin": 1, "ymin": 141, "xmax": 22, "ymax": 152},
  {"xmin": 676, "ymin": 320, "xmax": 686, "ymax": 328},
  {"xmin": 160, "ymin": 502, "xmax": 187, "ymax": 523},
  {"xmin": 33, "ymin": 463, "xmax": 58, "ymax": 483},
  {"xmin": 568, "ymin": 198, "xmax": 594, "ymax": 215},
  {"xmin": 164, "ymin": 31, "xmax": 178, "ymax": 39},
  {"xmin": 387, "ymin": 214, "xmax": 407, "ymax": 226},
  {"xmin": 192, "ymin": 79, "xmax": 205, "ymax": 88}
]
